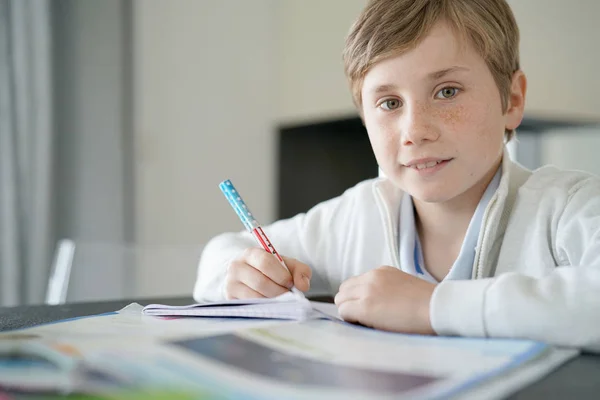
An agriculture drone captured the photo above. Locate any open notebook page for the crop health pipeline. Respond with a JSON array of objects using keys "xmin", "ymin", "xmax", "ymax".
[{"xmin": 142, "ymin": 292, "xmax": 340, "ymax": 321}]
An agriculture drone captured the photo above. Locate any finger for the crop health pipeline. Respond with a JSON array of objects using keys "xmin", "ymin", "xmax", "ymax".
[
  {"xmin": 242, "ymin": 248, "xmax": 294, "ymax": 289},
  {"xmin": 334, "ymin": 285, "xmax": 361, "ymax": 306},
  {"xmin": 337, "ymin": 299, "xmax": 366, "ymax": 324},
  {"xmin": 282, "ymin": 256, "xmax": 312, "ymax": 292},
  {"xmin": 225, "ymin": 281, "xmax": 266, "ymax": 300},
  {"xmin": 230, "ymin": 261, "xmax": 289, "ymax": 298}
]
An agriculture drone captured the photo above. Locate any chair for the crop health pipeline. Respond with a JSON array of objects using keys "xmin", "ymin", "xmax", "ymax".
[{"xmin": 46, "ymin": 239, "xmax": 204, "ymax": 305}]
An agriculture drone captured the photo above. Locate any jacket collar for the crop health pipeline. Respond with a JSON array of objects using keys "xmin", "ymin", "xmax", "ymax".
[{"xmin": 476, "ymin": 148, "xmax": 532, "ymax": 277}]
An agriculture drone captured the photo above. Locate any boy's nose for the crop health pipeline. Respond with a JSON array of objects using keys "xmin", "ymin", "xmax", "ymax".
[{"xmin": 400, "ymin": 104, "xmax": 440, "ymax": 145}]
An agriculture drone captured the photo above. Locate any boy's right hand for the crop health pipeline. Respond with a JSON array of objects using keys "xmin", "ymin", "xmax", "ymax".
[{"xmin": 224, "ymin": 248, "xmax": 312, "ymax": 299}]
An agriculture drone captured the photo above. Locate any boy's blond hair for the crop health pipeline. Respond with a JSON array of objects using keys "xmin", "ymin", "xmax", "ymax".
[{"xmin": 343, "ymin": 0, "xmax": 520, "ymax": 140}]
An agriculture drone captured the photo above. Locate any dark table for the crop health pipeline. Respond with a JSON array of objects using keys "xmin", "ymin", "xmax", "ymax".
[{"xmin": 0, "ymin": 297, "xmax": 598, "ymax": 399}]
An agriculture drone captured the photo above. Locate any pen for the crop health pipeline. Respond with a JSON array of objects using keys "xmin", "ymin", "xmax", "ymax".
[{"xmin": 219, "ymin": 179, "xmax": 304, "ymax": 297}]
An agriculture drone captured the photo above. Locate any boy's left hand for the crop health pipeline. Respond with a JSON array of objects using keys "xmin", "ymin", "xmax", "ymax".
[{"xmin": 334, "ymin": 266, "xmax": 437, "ymax": 335}]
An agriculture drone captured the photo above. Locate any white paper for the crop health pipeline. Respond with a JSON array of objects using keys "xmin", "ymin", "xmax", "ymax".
[
  {"xmin": 143, "ymin": 292, "xmax": 315, "ymax": 320},
  {"xmin": 309, "ymin": 301, "xmax": 342, "ymax": 320}
]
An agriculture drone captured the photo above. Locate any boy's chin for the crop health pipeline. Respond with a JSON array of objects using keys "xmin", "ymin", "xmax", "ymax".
[
  {"xmin": 404, "ymin": 185, "xmax": 457, "ymax": 204},
  {"xmin": 411, "ymin": 192, "xmax": 454, "ymax": 204}
]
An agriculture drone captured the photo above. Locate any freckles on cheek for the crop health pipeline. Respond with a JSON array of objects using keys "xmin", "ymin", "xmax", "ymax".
[{"xmin": 435, "ymin": 105, "xmax": 468, "ymax": 130}]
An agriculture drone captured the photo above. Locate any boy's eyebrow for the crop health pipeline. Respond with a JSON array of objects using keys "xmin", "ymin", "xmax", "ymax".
[
  {"xmin": 371, "ymin": 84, "xmax": 398, "ymax": 95},
  {"xmin": 427, "ymin": 66, "xmax": 470, "ymax": 80}
]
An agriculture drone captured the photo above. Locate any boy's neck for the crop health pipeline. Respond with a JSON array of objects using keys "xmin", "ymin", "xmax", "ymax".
[{"xmin": 413, "ymin": 157, "xmax": 502, "ymax": 256}]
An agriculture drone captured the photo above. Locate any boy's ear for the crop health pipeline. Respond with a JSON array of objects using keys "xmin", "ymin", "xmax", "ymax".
[{"xmin": 505, "ymin": 70, "xmax": 527, "ymax": 131}]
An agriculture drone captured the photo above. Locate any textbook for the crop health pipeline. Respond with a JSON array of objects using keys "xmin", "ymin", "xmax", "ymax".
[
  {"xmin": 0, "ymin": 303, "xmax": 578, "ymax": 399},
  {"xmin": 142, "ymin": 292, "xmax": 339, "ymax": 321}
]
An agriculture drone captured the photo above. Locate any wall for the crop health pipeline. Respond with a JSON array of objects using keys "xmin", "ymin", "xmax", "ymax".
[
  {"xmin": 508, "ymin": 0, "xmax": 600, "ymax": 120},
  {"xmin": 276, "ymin": 0, "xmax": 368, "ymax": 125},
  {"xmin": 508, "ymin": 0, "xmax": 600, "ymax": 169},
  {"xmin": 133, "ymin": 0, "xmax": 278, "ymax": 295}
]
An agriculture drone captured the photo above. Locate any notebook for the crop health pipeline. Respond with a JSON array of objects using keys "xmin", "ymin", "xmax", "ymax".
[{"xmin": 142, "ymin": 292, "xmax": 340, "ymax": 321}]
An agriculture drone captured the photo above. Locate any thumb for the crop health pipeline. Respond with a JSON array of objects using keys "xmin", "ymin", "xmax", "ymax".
[{"xmin": 282, "ymin": 256, "xmax": 312, "ymax": 292}]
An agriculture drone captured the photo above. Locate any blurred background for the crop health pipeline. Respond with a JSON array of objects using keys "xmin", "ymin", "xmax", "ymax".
[{"xmin": 1, "ymin": 0, "xmax": 599, "ymax": 306}]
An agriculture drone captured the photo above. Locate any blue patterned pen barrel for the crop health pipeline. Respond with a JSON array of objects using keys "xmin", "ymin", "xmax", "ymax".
[{"xmin": 219, "ymin": 179, "xmax": 260, "ymax": 231}]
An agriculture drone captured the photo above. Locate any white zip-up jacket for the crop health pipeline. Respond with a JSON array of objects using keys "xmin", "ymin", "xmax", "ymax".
[{"xmin": 194, "ymin": 154, "xmax": 600, "ymax": 352}]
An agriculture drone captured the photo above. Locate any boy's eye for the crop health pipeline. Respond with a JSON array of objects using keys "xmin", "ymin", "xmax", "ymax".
[
  {"xmin": 436, "ymin": 87, "xmax": 459, "ymax": 99},
  {"xmin": 380, "ymin": 99, "xmax": 401, "ymax": 111}
]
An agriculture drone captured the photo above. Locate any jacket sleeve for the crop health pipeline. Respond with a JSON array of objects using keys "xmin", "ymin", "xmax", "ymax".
[
  {"xmin": 430, "ymin": 178, "xmax": 600, "ymax": 353},
  {"xmin": 193, "ymin": 192, "xmax": 353, "ymax": 302}
]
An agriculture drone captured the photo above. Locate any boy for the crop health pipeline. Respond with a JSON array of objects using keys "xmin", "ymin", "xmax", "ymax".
[{"xmin": 194, "ymin": 0, "xmax": 600, "ymax": 352}]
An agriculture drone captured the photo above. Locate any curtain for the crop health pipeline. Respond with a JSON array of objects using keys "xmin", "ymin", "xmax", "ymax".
[{"xmin": 0, "ymin": 0, "xmax": 54, "ymax": 306}]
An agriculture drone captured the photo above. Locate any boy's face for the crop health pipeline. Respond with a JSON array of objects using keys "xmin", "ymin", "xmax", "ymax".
[{"xmin": 361, "ymin": 21, "xmax": 525, "ymax": 204}]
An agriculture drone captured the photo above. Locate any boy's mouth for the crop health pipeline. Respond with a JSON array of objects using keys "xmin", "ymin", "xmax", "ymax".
[{"xmin": 403, "ymin": 157, "xmax": 453, "ymax": 170}]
